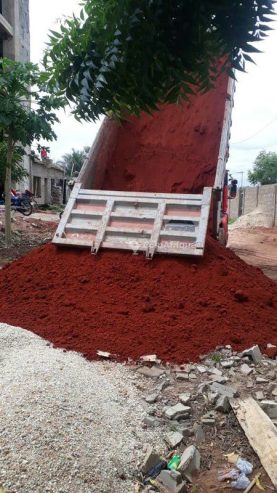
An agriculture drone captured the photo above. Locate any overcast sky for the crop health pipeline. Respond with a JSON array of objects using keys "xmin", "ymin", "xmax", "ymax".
[{"xmin": 30, "ymin": 1, "xmax": 277, "ymax": 184}]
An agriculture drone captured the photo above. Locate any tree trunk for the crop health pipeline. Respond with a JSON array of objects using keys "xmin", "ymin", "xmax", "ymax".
[{"xmin": 4, "ymin": 136, "xmax": 13, "ymax": 248}]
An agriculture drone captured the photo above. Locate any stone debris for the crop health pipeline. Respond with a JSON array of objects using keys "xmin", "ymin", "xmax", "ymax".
[
  {"xmin": 143, "ymin": 416, "xmax": 160, "ymax": 428},
  {"xmin": 141, "ymin": 446, "xmax": 161, "ymax": 474},
  {"xmin": 178, "ymin": 445, "xmax": 201, "ymax": 480},
  {"xmin": 254, "ymin": 391, "xmax": 265, "ymax": 401},
  {"xmin": 209, "ymin": 368, "xmax": 223, "ymax": 376},
  {"xmin": 176, "ymin": 373, "xmax": 189, "ymax": 381},
  {"xmin": 96, "ymin": 350, "xmax": 112, "ymax": 359},
  {"xmin": 240, "ymin": 363, "xmax": 253, "ymax": 376},
  {"xmin": 179, "ymin": 393, "xmax": 191, "ymax": 405},
  {"xmin": 209, "ymin": 382, "xmax": 238, "ymax": 399},
  {"xmin": 194, "ymin": 424, "xmax": 205, "ymax": 445},
  {"xmin": 164, "ymin": 404, "xmax": 191, "ymax": 420},
  {"xmin": 242, "ymin": 345, "xmax": 262, "ymax": 364},
  {"xmin": 221, "ymin": 360, "xmax": 234, "ymax": 369},
  {"xmin": 164, "ymin": 431, "xmax": 183, "ymax": 449},
  {"xmin": 140, "ymin": 354, "xmax": 161, "ymax": 364},
  {"xmin": 137, "ymin": 367, "xmax": 165, "ymax": 378},
  {"xmin": 138, "ymin": 343, "xmax": 277, "ymax": 493},
  {"xmin": 145, "ymin": 393, "xmax": 159, "ymax": 404},
  {"xmin": 256, "ymin": 376, "xmax": 268, "ymax": 384},
  {"xmin": 215, "ymin": 394, "xmax": 231, "ymax": 413},
  {"xmin": 259, "ymin": 400, "xmax": 277, "ymax": 419},
  {"xmin": 271, "ymin": 387, "xmax": 277, "ymax": 397},
  {"xmin": 156, "ymin": 470, "xmax": 187, "ymax": 493}
]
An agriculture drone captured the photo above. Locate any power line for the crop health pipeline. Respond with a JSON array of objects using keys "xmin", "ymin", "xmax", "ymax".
[{"xmin": 231, "ymin": 115, "xmax": 277, "ymax": 145}]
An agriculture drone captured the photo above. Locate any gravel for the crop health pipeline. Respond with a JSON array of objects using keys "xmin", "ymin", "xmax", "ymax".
[{"xmin": 0, "ymin": 323, "xmax": 165, "ymax": 493}]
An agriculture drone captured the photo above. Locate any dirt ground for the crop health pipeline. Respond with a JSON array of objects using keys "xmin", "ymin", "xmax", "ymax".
[
  {"xmin": 228, "ymin": 226, "xmax": 277, "ymax": 282},
  {"xmin": 0, "ymin": 210, "xmax": 58, "ymax": 269}
]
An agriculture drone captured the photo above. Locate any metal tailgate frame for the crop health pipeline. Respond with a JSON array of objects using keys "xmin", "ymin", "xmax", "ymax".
[{"xmin": 53, "ymin": 185, "xmax": 212, "ymax": 258}]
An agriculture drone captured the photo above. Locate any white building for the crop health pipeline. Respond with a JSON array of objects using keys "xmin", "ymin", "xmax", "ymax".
[{"xmin": 0, "ymin": 0, "xmax": 64, "ymax": 204}]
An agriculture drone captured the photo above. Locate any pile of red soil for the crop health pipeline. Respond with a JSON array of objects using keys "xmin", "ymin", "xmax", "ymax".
[
  {"xmin": 0, "ymin": 239, "xmax": 276, "ymax": 363},
  {"xmin": 103, "ymin": 73, "xmax": 229, "ymax": 194},
  {"xmin": 0, "ymin": 73, "xmax": 276, "ymax": 362}
]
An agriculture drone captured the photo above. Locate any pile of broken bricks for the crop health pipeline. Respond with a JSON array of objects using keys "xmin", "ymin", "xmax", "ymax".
[{"xmin": 132, "ymin": 343, "xmax": 277, "ymax": 492}]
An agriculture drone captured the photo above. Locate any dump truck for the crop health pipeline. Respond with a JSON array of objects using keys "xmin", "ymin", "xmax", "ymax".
[{"xmin": 53, "ymin": 72, "xmax": 237, "ymax": 258}]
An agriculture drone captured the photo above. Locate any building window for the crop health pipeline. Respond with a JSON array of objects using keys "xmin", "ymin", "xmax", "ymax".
[{"xmin": 33, "ymin": 176, "xmax": 41, "ymax": 198}]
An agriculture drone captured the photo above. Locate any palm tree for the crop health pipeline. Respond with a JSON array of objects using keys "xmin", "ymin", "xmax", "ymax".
[{"xmin": 61, "ymin": 146, "xmax": 90, "ymax": 177}]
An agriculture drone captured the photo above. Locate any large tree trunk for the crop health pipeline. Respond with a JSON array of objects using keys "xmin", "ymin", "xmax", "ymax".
[{"xmin": 4, "ymin": 136, "xmax": 13, "ymax": 248}]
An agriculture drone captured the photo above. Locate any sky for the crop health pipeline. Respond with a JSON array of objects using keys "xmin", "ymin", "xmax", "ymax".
[{"xmin": 30, "ymin": 1, "xmax": 277, "ymax": 184}]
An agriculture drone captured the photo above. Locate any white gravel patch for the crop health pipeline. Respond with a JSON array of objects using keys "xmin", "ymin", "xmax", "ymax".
[{"xmin": 0, "ymin": 323, "xmax": 165, "ymax": 493}]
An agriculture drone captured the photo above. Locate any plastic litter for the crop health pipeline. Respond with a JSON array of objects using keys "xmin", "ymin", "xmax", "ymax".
[
  {"xmin": 168, "ymin": 455, "xmax": 181, "ymax": 470},
  {"xmin": 255, "ymin": 476, "xmax": 265, "ymax": 491},
  {"xmin": 231, "ymin": 473, "xmax": 251, "ymax": 490},
  {"xmin": 144, "ymin": 460, "xmax": 167, "ymax": 483},
  {"xmin": 236, "ymin": 458, "xmax": 253, "ymax": 475},
  {"xmin": 218, "ymin": 468, "xmax": 239, "ymax": 481},
  {"xmin": 224, "ymin": 452, "xmax": 240, "ymax": 464}
]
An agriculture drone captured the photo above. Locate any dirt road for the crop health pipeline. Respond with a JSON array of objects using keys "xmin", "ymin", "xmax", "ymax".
[{"xmin": 228, "ymin": 226, "xmax": 277, "ymax": 282}]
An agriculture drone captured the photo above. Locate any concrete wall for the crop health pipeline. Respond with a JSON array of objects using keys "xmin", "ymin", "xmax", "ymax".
[
  {"xmin": 1, "ymin": 0, "xmax": 30, "ymax": 62},
  {"xmin": 32, "ymin": 160, "xmax": 64, "ymax": 205},
  {"xmin": 229, "ymin": 183, "xmax": 277, "ymax": 226}
]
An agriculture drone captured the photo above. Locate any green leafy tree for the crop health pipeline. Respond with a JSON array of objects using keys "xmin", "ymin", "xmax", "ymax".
[
  {"xmin": 0, "ymin": 58, "xmax": 64, "ymax": 247},
  {"xmin": 44, "ymin": 0, "xmax": 274, "ymax": 121},
  {"xmin": 61, "ymin": 146, "xmax": 90, "ymax": 177},
  {"xmin": 0, "ymin": 142, "xmax": 28, "ymax": 184},
  {"xmin": 248, "ymin": 151, "xmax": 277, "ymax": 185}
]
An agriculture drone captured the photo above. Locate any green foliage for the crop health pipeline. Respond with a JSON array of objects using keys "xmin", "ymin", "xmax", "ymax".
[
  {"xmin": 44, "ymin": 0, "xmax": 275, "ymax": 121},
  {"xmin": 0, "ymin": 142, "xmax": 28, "ymax": 183},
  {"xmin": 0, "ymin": 57, "xmax": 65, "ymax": 246},
  {"xmin": 0, "ymin": 58, "xmax": 64, "ymax": 147},
  {"xmin": 248, "ymin": 150, "xmax": 277, "ymax": 185},
  {"xmin": 60, "ymin": 146, "xmax": 90, "ymax": 177}
]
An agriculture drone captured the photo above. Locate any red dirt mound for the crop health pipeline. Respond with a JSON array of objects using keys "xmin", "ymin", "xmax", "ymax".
[
  {"xmin": 103, "ymin": 73, "xmax": 229, "ymax": 194},
  {"xmin": 0, "ymin": 238, "xmax": 276, "ymax": 363}
]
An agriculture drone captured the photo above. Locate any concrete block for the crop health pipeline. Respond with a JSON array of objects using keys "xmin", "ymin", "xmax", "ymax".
[
  {"xmin": 165, "ymin": 431, "xmax": 183, "ymax": 449},
  {"xmin": 178, "ymin": 445, "xmax": 201, "ymax": 480},
  {"xmin": 242, "ymin": 345, "xmax": 262, "ymax": 364},
  {"xmin": 165, "ymin": 403, "xmax": 191, "ymax": 420},
  {"xmin": 210, "ymin": 382, "xmax": 238, "ymax": 399},
  {"xmin": 141, "ymin": 445, "xmax": 161, "ymax": 474},
  {"xmin": 260, "ymin": 400, "xmax": 277, "ymax": 419}
]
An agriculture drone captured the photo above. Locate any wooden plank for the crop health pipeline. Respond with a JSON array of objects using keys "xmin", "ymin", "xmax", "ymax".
[
  {"xmin": 91, "ymin": 199, "xmax": 114, "ymax": 254},
  {"xmin": 231, "ymin": 397, "xmax": 277, "ymax": 489},
  {"xmin": 53, "ymin": 183, "xmax": 82, "ymax": 241}
]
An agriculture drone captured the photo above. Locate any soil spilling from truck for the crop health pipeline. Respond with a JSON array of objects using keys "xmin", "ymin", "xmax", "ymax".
[
  {"xmin": 0, "ymin": 72, "xmax": 276, "ymax": 362},
  {"xmin": 0, "ymin": 239, "xmax": 276, "ymax": 363},
  {"xmin": 103, "ymin": 73, "xmax": 229, "ymax": 194}
]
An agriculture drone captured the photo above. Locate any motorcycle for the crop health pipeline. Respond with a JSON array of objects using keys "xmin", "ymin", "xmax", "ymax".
[{"xmin": 0, "ymin": 189, "xmax": 33, "ymax": 216}]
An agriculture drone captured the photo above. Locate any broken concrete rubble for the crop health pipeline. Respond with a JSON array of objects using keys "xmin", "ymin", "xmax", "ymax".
[
  {"xmin": 259, "ymin": 400, "xmax": 277, "ymax": 419},
  {"xmin": 240, "ymin": 363, "xmax": 253, "ymax": 376},
  {"xmin": 164, "ymin": 431, "xmax": 183, "ymax": 449},
  {"xmin": 156, "ymin": 470, "xmax": 187, "ymax": 493},
  {"xmin": 242, "ymin": 345, "xmax": 262, "ymax": 364},
  {"xmin": 178, "ymin": 445, "xmax": 201, "ymax": 480},
  {"xmin": 138, "ymin": 367, "xmax": 165, "ymax": 378},
  {"xmin": 179, "ymin": 393, "xmax": 191, "ymax": 405},
  {"xmin": 164, "ymin": 403, "xmax": 191, "ymax": 420},
  {"xmin": 215, "ymin": 394, "xmax": 231, "ymax": 413},
  {"xmin": 209, "ymin": 382, "xmax": 238, "ymax": 399},
  {"xmin": 141, "ymin": 445, "xmax": 161, "ymax": 474}
]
